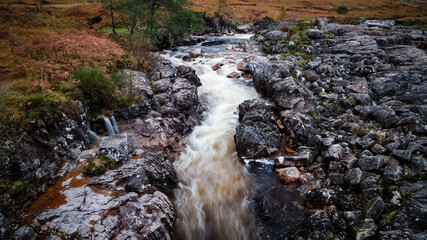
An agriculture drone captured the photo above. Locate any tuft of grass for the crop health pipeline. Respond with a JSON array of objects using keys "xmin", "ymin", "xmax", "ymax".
[
  {"xmin": 350, "ymin": 125, "xmax": 366, "ymax": 137},
  {"xmin": 402, "ymin": 172, "xmax": 427, "ymax": 182},
  {"xmin": 336, "ymin": 6, "xmax": 349, "ymax": 14},
  {"xmin": 83, "ymin": 155, "xmax": 121, "ymax": 177},
  {"xmin": 10, "ymin": 180, "xmax": 28, "ymax": 197},
  {"xmin": 382, "ymin": 210, "xmax": 400, "ymax": 224}
]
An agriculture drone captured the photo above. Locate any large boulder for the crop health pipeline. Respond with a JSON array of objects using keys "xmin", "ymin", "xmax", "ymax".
[
  {"xmin": 307, "ymin": 29, "xmax": 324, "ymax": 39},
  {"xmin": 235, "ymin": 121, "xmax": 281, "ymax": 158},
  {"xmin": 280, "ymin": 112, "xmax": 316, "ymax": 148},
  {"xmin": 177, "ymin": 65, "xmax": 202, "ymax": 87},
  {"xmin": 99, "ymin": 133, "xmax": 135, "ymax": 161},
  {"xmin": 172, "ymin": 78, "xmax": 199, "ymax": 111},
  {"xmin": 117, "ymin": 191, "xmax": 175, "ymax": 240},
  {"xmin": 121, "ymin": 70, "xmax": 153, "ymax": 98}
]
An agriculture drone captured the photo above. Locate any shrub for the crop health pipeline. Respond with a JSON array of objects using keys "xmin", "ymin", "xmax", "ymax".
[
  {"xmin": 83, "ymin": 155, "xmax": 121, "ymax": 177},
  {"xmin": 10, "ymin": 180, "xmax": 27, "ymax": 196},
  {"xmin": 336, "ymin": 6, "xmax": 348, "ymax": 14},
  {"xmin": 74, "ymin": 68, "xmax": 116, "ymax": 113}
]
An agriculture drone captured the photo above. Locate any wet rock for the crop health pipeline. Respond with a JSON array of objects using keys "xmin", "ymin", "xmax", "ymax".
[
  {"xmin": 235, "ymin": 121, "xmax": 281, "ymax": 158},
  {"xmin": 152, "ymin": 78, "xmax": 171, "ymax": 93},
  {"xmin": 276, "ymin": 148, "xmax": 315, "ymax": 167},
  {"xmin": 114, "ymin": 101, "xmax": 150, "ymax": 120},
  {"xmin": 401, "ymin": 183, "xmax": 427, "ymax": 230},
  {"xmin": 226, "ymin": 72, "xmax": 241, "ymax": 78},
  {"xmin": 189, "ymin": 48, "xmax": 202, "ymax": 58},
  {"xmin": 307, "ymin": 188, "xmax": 337, "ymax": 205},
  {"xmin": 99, "ymin": 133, "xmax": 135, "ymax": 161},
  {"xmin": 325, "ymin": 144, "xmax": 345, "ymax": 161},
  {"xmin": 361, "ymin": 174, "xmax": 382, "ymax": 199},
  {"xmin": 345, "ymin": 167, "xmax": 363, "ymax": 186},
  {"xmin": 307, "ymin": 29, "xmax": 324, "ymax": 39},
  {"xmin": 117, "ymin": 191, "xmax": 175, "ymax": 240},
  {"xmin": 211, "ymin": 62, "xmax": 224, "ymax": 70},
  {"xmin": 369, "ymin": 106, "xmax": 399, "ymax": 128},
  {"xmin": 365, "ymin": 196, "xmax": 384, "ymax": 220},
  {"xmin": 277, "ymin": 167, "xmax": 300, "ymax": 183},
  {"xmin": 177, "ymin": 65, "xmax": 202, "ymax": 87},
  {"xmin": 358, "ymin": 155, "xmax": 384, "ymax": 171},
  {"xmin": 12, "ymin": 226, "xmax": 36, "ymax": 240},
  {"xmin": 390, "ymin": 149, "xmax": 412, "ymax": 162},
  {"xmin": 238, "ymin": 99, "xmax": 275, "ymax": 123},
  {"xmin": 281, "ymin": 112, "xmax": 316, "ymax": 147},
  {"xmin": 248, "ymin": 60, "xmax": 295, "ymax": 96},
  {"xmin": 97, "ymin": 147, "xmax": 177, "ymax": 195},
  {"xmin": 264, "ymin": 30, "xmax": 287, "ymax": 41},
  {"xmin": 371, "ymin": 144, "xmax": 387, "ymax": 154},
  {"xmin": 236, "ymin": 23, "xmax": 254, "ymax": 33},
  {"xmin": 409, "ymin": 156, "xmax": 427, "ymax": 172},
  {"xmin": 308, "ymin": 210, "xmax": 332, "ymax": 231},
  {"xmin": 352, "ymin": 218, "xmax": 378, "ymax": 240},
  {"xmin": 121, "ymin": 70, "xmax": 153, "ymax": 98},
  {"xmin": 329, "ymin": 172, "xmax": 345, "ymax": 185},
  {"xmin": 383, "ymin": 165, "xmax": 404, "ymax": 184},
  {"xmin": 342, "ymin": 152, "xmax": 358, "ymax": 169},
  {"xmin": 0, "ymin": 213, "xmax": 10, "ymax": 234},
  {"xmin": 172, "ymin": 78, "xmax": 199, "ymax": 111}
]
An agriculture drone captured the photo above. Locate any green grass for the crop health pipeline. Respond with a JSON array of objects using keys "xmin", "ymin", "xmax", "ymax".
[{"xmin": 101, "ymin": 27, "xmax": 131, "ymax": 35}]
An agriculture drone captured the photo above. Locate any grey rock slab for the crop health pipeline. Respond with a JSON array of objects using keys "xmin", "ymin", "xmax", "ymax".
[{"xmin": 99, "ymin": 133, "xmax": 135, "ymax": 161}]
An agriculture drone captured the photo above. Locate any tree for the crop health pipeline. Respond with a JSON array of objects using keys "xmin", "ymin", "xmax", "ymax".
[
  {"xmin": 100, "ymin": 0, "xmax": 118, "ymax": 38},
  {"xmin": 276, "ymin": 4, "xmax": 286, "ymax": 22},
  {"xmin": 217, "ymin": 0, "xmax": 228, "ymax": 15}
]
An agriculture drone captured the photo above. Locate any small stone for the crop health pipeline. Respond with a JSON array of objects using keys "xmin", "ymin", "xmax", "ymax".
[
  {"xmin": 390, "ymin": 149, "xmax": 412, "ymax": 162},
  {"xmin": 307, "ymin": 29, "xmax": 324, "ymax": 39},
  {"xmin": 276, "ymin": 167, "xmax": 300, "ymax": 183},
  {"xmin": 226, "ymin": 72, "xmax": 241, "ymax": 78},
  {"xmin": 358, "ymin": 155, "xmax": 384, "ymax": 171},
  {"xmin": 237, "ymin": 61, "xmax": 246, "ymax": 71},
  {"xmin": 325, "ymin": 144, "xmax": 345, "ymax": 161},
  {"xmin": 308, "ymin": 210, "xmax": 332, "ymax": 231},
  {"xmin": 0, "ymin": 213, "xmax": 10, "ymax": 234},
  {"xmin": 12, "ymin": 226, "xmax": 37, "ymax": 240},
  {"xmin": 211, "ymin": 62, "xmax": 224, "ymax": 70},
  {"xmin": 319, "ymin": 137, "xmax": 334, "ymax": 149},
  {"xmin": 329, "ymin": 172, "xmax": 345, "ymax": 185},
  {"xmin": 342, "ymin": 153, "xmax": 358, "ymax": 169},
  {"xmin": 383, "ymin": 165, "xmax": 404, "ymax": 184},
  {"xmin": 371, "ymin": 144, "xmax": 387, "ymax": 154},
  {"xmin": 365, "ymin": 196, "xmax": 385, "ymax": 220},
  {"xmin": 345, "ymin": 168, "xmax": 363, "ymax": 186},
  {"xmin": 189, "ymin": 48, "xmax": 202, "ymax": 58},
  {"xmin": 352, "ymin": 218, "xmax": 378, "ymax": 240}
]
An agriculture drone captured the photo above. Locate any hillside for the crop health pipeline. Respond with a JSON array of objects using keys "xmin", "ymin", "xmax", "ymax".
[{"xmin": 191, "ymin": 0, "xmax": 427, "ymax": 23}]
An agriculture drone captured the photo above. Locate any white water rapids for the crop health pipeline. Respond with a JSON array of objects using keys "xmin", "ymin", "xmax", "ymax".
[{"xmin": 163, "ymin": 35, "xmax": 260, "ymax": 240}]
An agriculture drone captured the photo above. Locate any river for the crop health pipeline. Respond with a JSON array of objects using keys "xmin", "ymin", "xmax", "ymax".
[{"xmin": 163, "ymin": 35, "xmax": 260, "ymax": 240}]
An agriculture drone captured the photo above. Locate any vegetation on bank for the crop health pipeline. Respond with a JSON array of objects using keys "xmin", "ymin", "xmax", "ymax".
[
  {"xmin": 189, "ymin": 0, "xmax": 426, "ymax": 24},
  {"xmin": 0, "ymin": 0, "xmax": 204, "ymax": 141}
]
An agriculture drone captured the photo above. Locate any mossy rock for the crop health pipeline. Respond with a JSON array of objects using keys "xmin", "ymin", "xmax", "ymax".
[{"xmin": 83, "ymin": 155, "xmax": 122, "ymax": 177}]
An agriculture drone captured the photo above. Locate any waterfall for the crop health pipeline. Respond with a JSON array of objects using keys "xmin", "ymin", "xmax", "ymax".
[
  {"xmin": 110, "ymin": 116, "xmax": 120, "ymax": 134},
  {"xmin": 163, "ymin": 37, "xmax": 259, "ymax": 240},
  {"xmin": 88, "ymin": 130, "xmax": 99, "ymax": 142},
  {"xmin": 103, "ymin": 116, "xmax": 115, "ymax": 136}
]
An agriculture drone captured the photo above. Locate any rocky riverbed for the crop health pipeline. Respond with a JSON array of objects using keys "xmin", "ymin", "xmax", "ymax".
[
  {"xmin": 235, "ymin": 18, "xmax": 427, "ymax": 239},
  {"xmin": 1, "ymin": 17, "xmax": 426, "ymax": 240}
]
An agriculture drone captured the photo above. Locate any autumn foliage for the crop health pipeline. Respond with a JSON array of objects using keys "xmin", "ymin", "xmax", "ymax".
[{"xmin": 13, "ymin": 32, "xmax": 124, "ymax": 81}]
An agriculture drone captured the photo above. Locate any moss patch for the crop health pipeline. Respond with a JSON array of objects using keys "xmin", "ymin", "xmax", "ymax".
[{"xmin": 83, "ymin": 155, "xmax": 122, "ymax": 177}]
